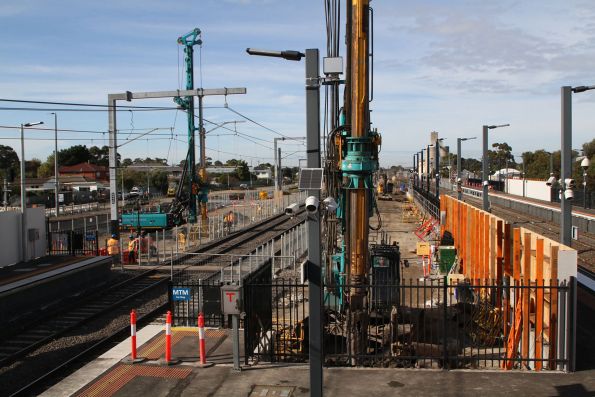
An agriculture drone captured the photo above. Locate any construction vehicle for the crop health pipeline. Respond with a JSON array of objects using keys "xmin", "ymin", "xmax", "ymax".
[
  {"xmin": 167, "ymin": 183, "xmax": 177, "ymax": 197},
  {"xmin": 119, "ymin": 29, "xmax": 203, "ymax": 231},
  {"xmin": 319, "ymin": 0, "xmax": 404, "ymax": 363},
  {"xmin": 259, "ymin": 191, "xmax": 269, "ymax": 200}
]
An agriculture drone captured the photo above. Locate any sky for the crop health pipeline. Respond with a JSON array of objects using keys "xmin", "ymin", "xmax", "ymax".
[{"xmin": 0, "ymin": 0, "xmax": 594, "ymax": 168}]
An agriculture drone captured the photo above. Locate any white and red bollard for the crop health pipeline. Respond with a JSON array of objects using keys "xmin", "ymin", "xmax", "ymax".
[
  {"xmin": 122, "ymin": 309, "xmax": 145, "ymax": 363},
  {"xmin": 197, "ymin": 312, "xmax": 214, "ymax": 367},
  {"xmin": 162, "ymin": 310, "xmax": 179, "ymax": 365}
]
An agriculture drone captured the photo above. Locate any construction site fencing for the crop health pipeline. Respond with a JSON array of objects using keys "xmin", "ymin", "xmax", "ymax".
[
  {"xmin": 113, "ymin": 190, "xmax": 307, "ymax": 265},
  {"xmin": 412, "ymin": 185, "xmax": 440, "ymax": 220},
  {"xmin": 242, "ymin": 277, "xmax": 576, "ymax": 372},
  {"xmin": 47, "ymin": 230, "xmax": 99, "ymax": 256},
  {"xmin": 168, "ymin": 221, "xmax": 307, "ymax": 327}
]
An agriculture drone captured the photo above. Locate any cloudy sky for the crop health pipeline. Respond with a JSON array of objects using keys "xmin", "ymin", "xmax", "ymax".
[{"xmin": 0, "ymin": 0, "xmax": 594, "ymax": 168}]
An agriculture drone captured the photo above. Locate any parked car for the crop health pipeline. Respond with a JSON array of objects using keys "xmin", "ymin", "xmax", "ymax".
[{"xmin": 239, "ymin": 183, "xmax": 248, "ymax": 189}]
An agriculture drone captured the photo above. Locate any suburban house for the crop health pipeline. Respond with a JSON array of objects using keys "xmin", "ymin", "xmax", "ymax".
[{"xmin": 59, "ymin": 163, "xmax": 109, "ymax": 182}]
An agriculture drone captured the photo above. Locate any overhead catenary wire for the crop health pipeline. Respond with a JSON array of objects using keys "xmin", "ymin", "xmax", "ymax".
[{"xmin": 225, "ymin": 106, "xmax": 290, "ymax": 139}]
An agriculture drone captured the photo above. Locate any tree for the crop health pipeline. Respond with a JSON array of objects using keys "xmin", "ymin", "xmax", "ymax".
[
  {"xmin": 122, "ymin": 158, "xmax": 133, "ymax": 167},
  {"xmin": 487, "ymin": 142, "xmax": 515, "ymax": 174},
  {"xmin": 521, "ymin": 150, "xmax": 557, "ymax": 179},
  {"xmin": 583, "ymin": 138, "xmax": 595, "ymax": 159},
  {"xmin": 58, "ymin": 145, "xmax": 91, "ymax": 166},
  {"xmin": 232, "ymin": 160, "xmax": 250, "ymax": 181},
  {"xmin": 462, "ymin": 157, "xmax": 482, "ymax": 174},
  {"xmin": 150, "ymin": 171, "xmax": 169, "ymax": 194},
  {"xmin": 89, "ymin": 145, "xmax": 109, "ymax": 166},
  {"xmin": 214, "ymin": 160, "xmax": 223, "ymax": 166},
  {"xmin": 0, "ymin": 145, "xmax": 20, "ymax": 179},
  {"xmin": 37, "ymin": 160, "xmax": 53, "ymax": 178},
  {"xmin": 255, "ymin": 163, "xmax": 272, "ymax": 170},
  {"xmin": 25, "ymin": 158, "xmax": 41, "ymax": 178}
]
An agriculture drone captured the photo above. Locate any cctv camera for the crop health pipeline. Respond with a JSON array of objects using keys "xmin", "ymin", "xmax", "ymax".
[
  {"xmin": 564, "ymin": 189, "xmax": 574, "ymax": 200},
  {"xmin": 323, "ymin": 196, "xmax": 338, "ymax": 212},
  {"xmin": 285, "ymin": 203, "xmax": 299, "ymax": 217},
  {"xmin": 565, "ymin": 178, "xmax": 576, "ymax": 189},
  {"xmin": 581, "ymin": 157, "xmax": 591, "ymax": 170},
  {"xmin": 546, "ymin": 175, "xmax": 556, "ymax": 186},
  {"xmin": 305, "ymin": 196, "xmax": 319, "ymax": 213},
  {"xmin": 456, "ymin": 177, "xmax": 462, "ymax": 183},
  {"xmin": 482, "ymin": 180, "xmax": 489, "ymax": 186}
]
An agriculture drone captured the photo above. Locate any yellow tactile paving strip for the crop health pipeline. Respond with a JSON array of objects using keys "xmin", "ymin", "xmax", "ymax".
[
  {"xmin": 138, "ymin": 328, "xmax": 227, "ymax": 360},
  {"xmin": 74, "ymin": 364, "xmax": 192, "ymax": 397}
]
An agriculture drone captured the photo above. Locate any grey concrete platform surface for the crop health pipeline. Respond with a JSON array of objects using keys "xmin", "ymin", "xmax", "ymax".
[{"xmin": 43, "ymin": 321, "xmax": 595, "ymax": 397}]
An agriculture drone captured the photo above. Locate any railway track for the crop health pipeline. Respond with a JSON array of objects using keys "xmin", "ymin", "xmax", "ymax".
[{"xmin": 1, "ymin": 210, "xmax": 304, "ymax": 396}]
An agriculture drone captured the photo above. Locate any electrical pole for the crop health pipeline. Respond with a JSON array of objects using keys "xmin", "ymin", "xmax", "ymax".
[{"xmin": 51, "ymin": 112, "xmax": 59, "ymax": 217}]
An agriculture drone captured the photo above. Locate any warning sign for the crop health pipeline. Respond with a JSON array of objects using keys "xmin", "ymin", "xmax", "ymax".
[{"xmin": 221, "ymin": 285, "xmax": 242, "ymax": 315}]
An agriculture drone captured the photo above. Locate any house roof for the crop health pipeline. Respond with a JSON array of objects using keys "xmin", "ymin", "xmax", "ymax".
[{"xmin": 59, "ymin": 163, "xmax": 108, "ymax": 173}]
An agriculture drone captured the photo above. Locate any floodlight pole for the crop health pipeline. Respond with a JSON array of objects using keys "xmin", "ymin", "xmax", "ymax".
[
  {"xmin": 482, "ymin": 124, "xmax": 509, "ymax": 211},
  {"xmin": 561, "ymin": 86, "xmax": 572, "ymax": 246},
  {"xmin": 305, "ymin": 48, "xmax": 323, "ymax": 397}
]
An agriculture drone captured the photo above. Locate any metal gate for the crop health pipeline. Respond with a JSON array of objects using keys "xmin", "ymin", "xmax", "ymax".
[
  {"xmin": 243, "ymin": 276, "xmax": 576, "ymax": 371},
  {"xmin": 47, "ymin": 230, "xmax": 99, "ymax": 256},
  {"xmin": 169, "ymin": 278, "xmax": 224, "ymax": 327}
]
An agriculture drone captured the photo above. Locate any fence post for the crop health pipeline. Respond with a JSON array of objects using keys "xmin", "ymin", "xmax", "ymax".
[
  {"xmin": 95, "ymin": 230, "xmax": 99, "ymax": 256},
  {"xmin": 443, "ymin": 275, "xmax": 448, "ymax": 368},
  {"xmin": 567, "ymin": 276, "xmax": 577, "ymax": 372},
  {"xmin": 68, "ymin": 230, "xmax": 74, "ymax": 256},
  {"xmin": 558, "ymin": 279, "xmax": 567, "ymax": 371}
]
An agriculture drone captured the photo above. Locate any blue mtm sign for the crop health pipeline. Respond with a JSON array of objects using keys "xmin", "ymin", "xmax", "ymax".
[{"xmin": 172, "ymin": 287, "xmax": 191, "ymax": 301}]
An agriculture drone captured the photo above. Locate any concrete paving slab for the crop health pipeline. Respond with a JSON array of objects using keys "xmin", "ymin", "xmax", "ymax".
[{"xmin": 40, "ymin": 324, "xmax": 163, "ymax": 397}]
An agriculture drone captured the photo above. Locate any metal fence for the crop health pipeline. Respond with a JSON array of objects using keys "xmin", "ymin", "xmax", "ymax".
[
  {"xmin": 412, "ymin": 186, "xmax": 440, "ymax": 219},
  {"xmin": 169, "ymin": 278, "xmax": 225, "ymax": 327},
  {"xmin": 47, "ymin": 230, "xmax": 99, "ymax": 256},
  {"xmin": 242, "ymin": 277, "xmax": 576, "ymax": 371}
]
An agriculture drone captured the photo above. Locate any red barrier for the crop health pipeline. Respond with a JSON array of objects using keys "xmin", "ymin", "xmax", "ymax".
[
  {"xmin": 165, "ymin": 311, "xmax": 172, "ymax": 363},
  {"xmin": 198, "ymin": 313, "xmax": 206, "ymax": 363},
  {"xmin": 131, "ymin": 310, "xmax": 138, "ymax": 359},
  {"xmin": 121, "ymin": 309, "xmax": 145, "ymax": 363},
  {"xmin": 197, "ymin": 313, "xmax": 214, "ymax": 367}
]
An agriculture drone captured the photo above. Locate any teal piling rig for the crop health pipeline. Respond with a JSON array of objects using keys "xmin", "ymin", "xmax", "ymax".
[{"xmin": 174, "ymin": 28, "xmax": 202, "ymax": 224}]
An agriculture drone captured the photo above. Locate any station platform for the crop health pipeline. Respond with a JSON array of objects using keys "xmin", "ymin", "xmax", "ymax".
[
  {"xmin": 42, "ymin": 322, "xmax": 595, "ymax": 397},
  {"xmin": 0, "ymin": 255, "xmax": 111, "ymax": 327}
]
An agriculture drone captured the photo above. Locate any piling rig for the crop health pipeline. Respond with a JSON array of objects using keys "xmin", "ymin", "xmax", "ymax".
[
  {"xmin": 173, "ymin": 28, "xmax": 205, "ymax": 225},
  {"xmin": 321, "ymin": 0, "xmax": 388, "ymax": 363}
]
